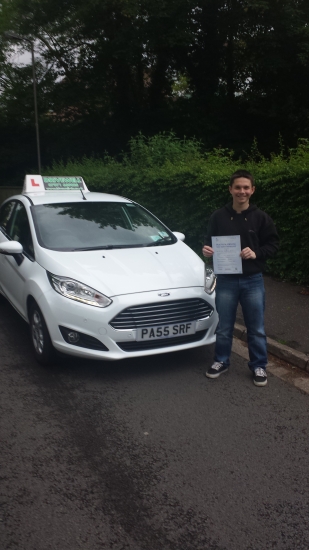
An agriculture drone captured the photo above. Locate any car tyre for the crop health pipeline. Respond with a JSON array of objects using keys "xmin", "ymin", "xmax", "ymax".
[{"xmin": 29, "ymin": 302, "xmax": 55, "ymax": 365}]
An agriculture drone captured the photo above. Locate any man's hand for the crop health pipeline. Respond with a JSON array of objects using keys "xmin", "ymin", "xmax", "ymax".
[
  {"xmin": 202, "ymin": 245, "xmax": 214, "ymax": 258},
  {"xmin": 240, "ymin": 247, "xmax": 256, "ymax": 260}
]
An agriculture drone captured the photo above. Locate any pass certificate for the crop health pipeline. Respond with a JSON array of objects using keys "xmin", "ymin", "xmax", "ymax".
[{"xmin": 211, "ymin": 235, "xmax": 243, "ymax": 274}]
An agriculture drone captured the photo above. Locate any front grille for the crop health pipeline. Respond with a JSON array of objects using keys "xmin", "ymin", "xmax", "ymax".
[
  {"xmin": 110, "ymin": 298, "xmax": 213, "ymax": 330},
  {"xmin": 117, "ymin": 330, "xmax": 207, "ymax": 352}
]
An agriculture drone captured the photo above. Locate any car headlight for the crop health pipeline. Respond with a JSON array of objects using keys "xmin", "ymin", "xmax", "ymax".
[
  {"xmin": 204, "ymin": 267, "xmax": 216, "ymax": 295},
  {"xmin": 47, "ymin": 273, "xmax": 112, "ymax": 308}
]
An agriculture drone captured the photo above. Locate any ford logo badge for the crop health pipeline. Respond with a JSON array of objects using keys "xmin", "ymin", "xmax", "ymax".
[{"xmin": 158, "ymin": 293, "xmax": 170, "ymax": 297}]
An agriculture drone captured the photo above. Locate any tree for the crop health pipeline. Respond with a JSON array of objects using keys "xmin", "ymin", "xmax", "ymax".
[{"xmin": 1, "ymin": 0, "xmax": 309, "ymax": 183}]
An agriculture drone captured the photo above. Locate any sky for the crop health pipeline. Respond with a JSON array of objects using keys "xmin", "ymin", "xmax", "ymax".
[{"xmin": 9, "ymin": 45, "xmax": 32, "ymax": 65}]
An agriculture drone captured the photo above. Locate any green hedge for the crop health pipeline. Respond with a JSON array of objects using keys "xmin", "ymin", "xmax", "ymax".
[{"xmin": 45, "ymin": 133, "xmax": 309, "ymax": 283}]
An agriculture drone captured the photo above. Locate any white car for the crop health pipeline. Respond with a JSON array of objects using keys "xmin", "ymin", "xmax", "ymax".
[{"xmin": 0, "ymin": 175, "xmax": 218, "ymax": 365}]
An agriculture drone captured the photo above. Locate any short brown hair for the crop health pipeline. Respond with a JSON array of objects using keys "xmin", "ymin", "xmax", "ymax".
[{"xmin": 230, "ymin": 170, "xmax": 254, "ymax": 187}]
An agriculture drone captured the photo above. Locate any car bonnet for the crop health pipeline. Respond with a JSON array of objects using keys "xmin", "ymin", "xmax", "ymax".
[{"xmin": 35, "ymin": 241, "xmax": 204, "ymax": 297}]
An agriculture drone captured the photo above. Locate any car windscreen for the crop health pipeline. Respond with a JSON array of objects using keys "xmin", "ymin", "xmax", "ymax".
[{"xmin": 31, "ymin": 201, "xmax": 177, "ymax": 251}]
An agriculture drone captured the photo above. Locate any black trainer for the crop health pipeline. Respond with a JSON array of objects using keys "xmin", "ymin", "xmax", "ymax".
[
  {"xmin": 206, "ymin": 361, "xmax": 228, "ymax": 379},
  {"xmin": 253, "ymin": 367, "xmax": 267, "ymax": 387}
]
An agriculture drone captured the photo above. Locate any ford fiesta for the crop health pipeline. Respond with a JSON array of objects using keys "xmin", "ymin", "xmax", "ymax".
[{"xmin": 0, "ymin": 175, "xmax": 218, "ymax": 365}]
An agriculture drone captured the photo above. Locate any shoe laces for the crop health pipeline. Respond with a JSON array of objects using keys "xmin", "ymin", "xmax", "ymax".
[
  {"xmin": 212, "ymin": 362, "xmax": 224, "ymax": 371},
  {"xmin": 254, "ymin": 368, "xmax": 267, "ymax": 378}
]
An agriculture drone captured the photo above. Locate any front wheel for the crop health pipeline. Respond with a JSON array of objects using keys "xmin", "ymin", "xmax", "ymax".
[{"xmin": 29, "ymin": 303, "xmax": 55, "ymax": 365}]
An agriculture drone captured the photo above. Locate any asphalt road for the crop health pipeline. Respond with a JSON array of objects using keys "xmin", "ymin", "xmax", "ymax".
[{"xmin": 1, "ymin": 298, "xmax": 309, "ymax": 550}]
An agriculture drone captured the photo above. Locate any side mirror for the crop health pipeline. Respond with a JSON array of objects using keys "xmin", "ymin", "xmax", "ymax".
[
  {"xmin": 0, "ymin": 241, "xmax": 24, "ymax": 265},
  {"xmin": 172, "ymin": 232, "xmax": 185, "ymax": 242},
  {"xmin": 0, "ymin": 241, "xmax": 23, "ymax": 255}
]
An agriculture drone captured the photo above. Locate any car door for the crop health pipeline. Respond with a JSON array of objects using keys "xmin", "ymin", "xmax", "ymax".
[
  {"xmin": 0, "ymin": 200, "xmax": 35, "ymax": 318},
  {"xmin": 0, "ymin": 199, "xmax": 17, "ymax": 295}
]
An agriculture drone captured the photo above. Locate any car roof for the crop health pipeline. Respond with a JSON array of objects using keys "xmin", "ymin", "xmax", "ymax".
[
  {"xmin": 26, "ymin": 191, "xmax": 130, "ymax": 206},
  {"xmin": 11, "ymin": 174, "xmax": 131, "ymax": 206}
]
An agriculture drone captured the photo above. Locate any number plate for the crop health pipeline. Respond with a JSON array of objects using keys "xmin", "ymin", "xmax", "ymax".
[{"xmin": 136, "ymin": 321, "xmax": 196, "ymax": 341}]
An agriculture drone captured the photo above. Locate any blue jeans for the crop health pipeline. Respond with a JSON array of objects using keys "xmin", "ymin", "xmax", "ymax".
[{"xmin": 214, "ymin": 273, "xmax": 267, "ymax": 372}]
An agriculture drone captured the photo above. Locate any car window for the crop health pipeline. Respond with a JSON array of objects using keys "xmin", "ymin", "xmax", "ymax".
[
  {"xmin": 31, "ymin": 201, "xmax": 176, "ymax": 251},
  {"xmin": 9, "ymin": 202, "xmax": 34, "ymax": 259},
  {"xmin": 0, "ymin": 200, "xmax": 16, "ymax": 236}
]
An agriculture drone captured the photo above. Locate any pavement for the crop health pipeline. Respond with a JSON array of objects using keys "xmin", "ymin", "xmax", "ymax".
[{"xmin": 234, "ymin": 274, "xmax": 309, "ymax": 372}]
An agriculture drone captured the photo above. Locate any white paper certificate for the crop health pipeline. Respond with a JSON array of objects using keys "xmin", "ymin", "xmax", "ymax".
[{"xmin": 211, "ymin": 235, "xmax": 243, "ymax": 274}]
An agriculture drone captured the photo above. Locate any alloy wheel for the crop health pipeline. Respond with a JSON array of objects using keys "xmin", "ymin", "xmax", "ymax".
[{"xmin": 31, "ymin": 309, "xmax": 44, "ymax": 355}]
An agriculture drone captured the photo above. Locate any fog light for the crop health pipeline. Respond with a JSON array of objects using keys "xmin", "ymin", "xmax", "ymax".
[
  {"xmin": 67, "ymin": 331, "xmax": 80, "ymax": 344},
  {"xmin": 59, "ymin": 326, "xmax": 109, "ymax": 351}
]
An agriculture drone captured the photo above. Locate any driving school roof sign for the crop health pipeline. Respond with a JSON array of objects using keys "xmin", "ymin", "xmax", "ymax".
[{"xmin": 23, "ymin": 175, "xmax": 89, "ymax": 193}]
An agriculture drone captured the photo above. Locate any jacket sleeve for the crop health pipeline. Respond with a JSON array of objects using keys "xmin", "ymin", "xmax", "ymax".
[{"xmin": 255, "ymin": 215, "xmax": 279, "ymax": 260}]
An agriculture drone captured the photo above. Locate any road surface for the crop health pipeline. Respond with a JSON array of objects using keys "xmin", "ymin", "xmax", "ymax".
[{"xmin": 1, "ymin": 298, "xmax": 309, "ymax": 550}]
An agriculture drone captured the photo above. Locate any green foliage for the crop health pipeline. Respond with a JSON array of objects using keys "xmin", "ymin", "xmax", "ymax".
[
  {"xmin": 247, "ymin": 139, "xmax": 309, "ymax": 284},
  {"xmin": 1, "ymin": 0, "xmax": 309, "ymax": 183},
  {"xmin": 45, "ymin": 133, "xmax": 309, "ymax": 284}
]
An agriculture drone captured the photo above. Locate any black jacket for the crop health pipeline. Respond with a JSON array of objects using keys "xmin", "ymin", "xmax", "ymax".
[{"xmin": 204, "ymin": 203, "xmax": 279, "ymax": 275}]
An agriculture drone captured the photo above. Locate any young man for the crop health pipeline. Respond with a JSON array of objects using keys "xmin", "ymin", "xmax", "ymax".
[{"xmin": 202, "ymin": 169, "xmax": 279, "ymax": 386}]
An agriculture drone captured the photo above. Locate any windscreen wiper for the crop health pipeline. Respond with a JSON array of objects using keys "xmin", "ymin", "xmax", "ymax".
[
  {"xmin": 72, "ymin": 244, "xmax": 152, "ymax": 251},
  {"xmin": 71, "ymin": 245, "xmax": 116, "ymax": 251},
  {"xmin": 146, "ymin": 237, "xmax": 173, "ymax": 247}
]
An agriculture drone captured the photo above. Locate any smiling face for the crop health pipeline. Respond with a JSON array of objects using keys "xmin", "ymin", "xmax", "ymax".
[{"xmin": 229, "ymin": 177, "xmax": 255, "ymax": 212}]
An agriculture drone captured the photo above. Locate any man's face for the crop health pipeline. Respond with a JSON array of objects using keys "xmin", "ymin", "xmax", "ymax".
[{"xmin": 229, "ymin": 177, "xmax": 255, "ymax": 208}]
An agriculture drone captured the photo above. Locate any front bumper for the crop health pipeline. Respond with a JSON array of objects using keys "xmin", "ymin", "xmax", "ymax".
[{"xmin": 37, "ymin": 286, "xmax": 218, "ymax": 361}]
